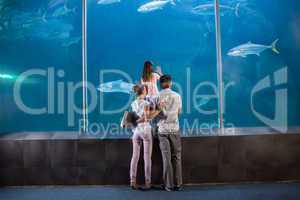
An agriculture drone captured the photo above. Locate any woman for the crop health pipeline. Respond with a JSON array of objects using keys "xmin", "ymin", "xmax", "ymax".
[
  {"xmin": 130, "ymin": 84, "xmax": 162, "ymax": 190},
  {"xmin": 141, "ymin": 61, "xmax": 162, "ymax": 97}
]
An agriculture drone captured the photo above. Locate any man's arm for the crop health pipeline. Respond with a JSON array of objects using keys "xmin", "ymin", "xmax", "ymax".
[
  {"xmin": 137, "ymin": 99, "xmax": 166, "ymax": 123},
  {"xmin": 178, "ymin": 95, "xmax": 182, "ymax": 115}
]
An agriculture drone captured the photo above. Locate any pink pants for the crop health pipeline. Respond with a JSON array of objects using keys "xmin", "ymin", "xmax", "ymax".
[{"xmin": 130, "ymin": 125, "xmax": 153, "ymax": 185}]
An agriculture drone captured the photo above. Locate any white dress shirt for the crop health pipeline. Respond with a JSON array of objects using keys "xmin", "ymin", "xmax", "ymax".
[{"xmin": 157, "ymin": 88, "xmax": 182, "ymax": 133}]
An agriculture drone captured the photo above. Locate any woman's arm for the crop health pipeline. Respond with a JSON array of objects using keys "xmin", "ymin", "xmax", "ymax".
[
  {"xmin": 146, "ymin": 100, "xmax": 166, "ymax": 119},
  {"xmin": 143, "ymin": 105, "xmax": 152, "ymax": 121},
  {"xmin": 148, "ymin": 109, "xmax": 162, "ymax": 119},
  {"xmin": 138, "ymin": 103, "xmax": 164, "ymax": 123},
  {"xmin": 154, "ymin": 66, "xmax": 163, "ymax": 76}
]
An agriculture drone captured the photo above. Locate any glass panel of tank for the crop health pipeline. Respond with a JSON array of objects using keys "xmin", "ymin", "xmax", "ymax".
[
  {"xmin": 220, "ymin": 0, "xmax": 300, "ymax": 132},
  {"xmin": 0, "ymin": 0, "xmax": 82, "ymax": 132},
  {"xmin": 87, "ymin": 0, "xmax": 219, "ymax": 138}
]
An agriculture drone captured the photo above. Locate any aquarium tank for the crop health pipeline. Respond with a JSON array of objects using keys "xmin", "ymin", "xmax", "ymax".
[{"xmin": 0, "ymin": 0, "xmax": 299, "ymax": 137}]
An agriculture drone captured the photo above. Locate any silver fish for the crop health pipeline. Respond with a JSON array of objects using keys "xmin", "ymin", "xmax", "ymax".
[
  {"xmin": 196, "ymin": 97, "xmax": 211, "ymax": 107},
  {"xmin": 27, "ymin": 19, "xmax": 73, "ymax": 40},
  {"xmin": 51, "ymin": 5, "xmax": 76, "ymax": 18},
  {"xmin": 138, "ymin": 0, "xmax": 176, "ymax": 13},
  {"xmin": 98, "ymin": 80, "xmax": 135, "ymax": 94},
  {"xmin": 48, "ymin": 0, "xmax": 65, "ymax": 9},
  {"xmin": 97, "ymin": 0, "xmax": 121, "ymax": 5},
  {"xmin": 192, "ymin": 3, "xmax": 240, "ymax": 17},
  {"xmin": 227, "ymin": 39, "xmax": 280, "ymax": 58},
  {"xmin": 62, "ymin": 37, "xmax": 81, "ymax": 47}
]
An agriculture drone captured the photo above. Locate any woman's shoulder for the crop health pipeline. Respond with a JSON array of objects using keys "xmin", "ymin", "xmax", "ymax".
[
  {"xmin": 131, "ymin": 99, "xmax": 138, "ymax": 107},
  {"xmin": 138, "ymin": 99, "xmax": 150, "ymax": 107},
  {"xmin": 132, "ymin": 98, "xmax": 147, "ymax": 105}
]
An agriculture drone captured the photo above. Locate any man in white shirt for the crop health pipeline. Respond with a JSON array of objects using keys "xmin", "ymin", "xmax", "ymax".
[{"xmin": 157, "ymin": 75, "xmax": 182, "ymax": 191}]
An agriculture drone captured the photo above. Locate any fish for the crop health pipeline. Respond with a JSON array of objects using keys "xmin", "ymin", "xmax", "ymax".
[
  {"xmin": 98, "ymin": 80, "xmax": 135, "ymax": 94},
  {"xmin": 138, "ymin": 0, "xmax": 176, "ymax": 13},
  {"xmin": 4, "ymin": 9, "xmax": 47, "ymax": 30},
  {"xmin": 196, "ymin": 97, "xmax": 211, "ymax": 107},
  {"xmin": 25, "ymin": 19, "xmax": 74, "ymax": 40},
  {"xmin": 227, "ymin": 39, "xmax": 280, "ymax": 58},
  {"xmin": 0, "ymin": 11, "xmax": 45, "ymax": 40},
  {"xmin": 56, "ymin": 31, "xmax": 70, "ymax": 40},
  {"xmin": 97, "ymin": 0, "xmax": 121, "ymax": 5},
  {"xmin": 0, "ymin": 0, "xmax": 16, "ymax": 11},
  {"xmin": 62, "ymin": 37, "xmax": 81, "ymax": 47},
  {"xmin": 48, "ymin": 0, "xmax": 65, "ymax": 9},
  {"xmin": 191, "ymin": 3, "xmax": 240, "ymax": 17},
  {"xmin": 0, "ymin": 71, "xmax": 39, "ymax": 84},
  {"xmin": 51, "ymin": 4, "xmax": 76, "ymax": 18}
]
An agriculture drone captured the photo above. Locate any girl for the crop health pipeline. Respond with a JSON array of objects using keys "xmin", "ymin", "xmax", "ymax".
[
  {"xmin": 141, "ymin": 61, "xmax": 162, "ymax": 98},
  {"xmin": 141, "ymin": 61, "xmax": 164, "ymax": 138}
]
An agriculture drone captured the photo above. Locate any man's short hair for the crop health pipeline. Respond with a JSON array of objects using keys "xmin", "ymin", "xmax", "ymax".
[{"xmin": 160, "ymin": 75, "xmax": 172, "ymax": 89}]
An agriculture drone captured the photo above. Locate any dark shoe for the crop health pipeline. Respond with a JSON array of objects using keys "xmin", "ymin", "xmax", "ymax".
[
  {"xmin": 130, "ymin": 183, "xmax": 138, "ymax": 190},
  {"xmin": 140, "ymin": 186, "xmax": 151, "ymax": 191},
  {"xmin": 140, "ymin": 183, "xmax": 151, "ymax": 191},
  {"xmin": 151, "ymin": 184, "xmax": 164, "ymax": 190},
  {"xmin": 174, "ymin": 186, "xmax": 183, "ymax": 191},
  {"xmin": 131, "ymin": 186, "xmax": 138, "ymax": 190}
]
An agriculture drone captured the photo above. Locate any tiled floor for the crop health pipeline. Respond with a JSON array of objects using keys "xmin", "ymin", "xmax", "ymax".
[{"xmin": 0, "ymin": 183, "xmax": 299, "ymax": 200}]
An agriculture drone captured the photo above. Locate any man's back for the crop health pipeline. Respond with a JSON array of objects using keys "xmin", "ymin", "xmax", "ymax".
[
  {"xmin": 157, "ymin": 75, "xmax": 183, "ymax": 190},
  {"xmin": 158, "ymin": 88, "xmax": 182, "ymax": 133}
]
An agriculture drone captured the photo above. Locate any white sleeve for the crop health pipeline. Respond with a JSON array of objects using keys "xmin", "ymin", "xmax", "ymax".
[
  {"xmin": 131, "ymin": 102, "xmax": 137, "ymax": 113},
  {"xmin": 177, "ymin": 94, "xmax": 182, "ymax": 112},
  {"xmin": 144, "ymin": 100, "xmax": 150, "ymax": 108}
]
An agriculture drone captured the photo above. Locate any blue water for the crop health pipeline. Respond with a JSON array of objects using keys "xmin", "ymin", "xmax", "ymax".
[{"xmin": 0, "ymin": 0, "xmax": 299, "ymax": 136}]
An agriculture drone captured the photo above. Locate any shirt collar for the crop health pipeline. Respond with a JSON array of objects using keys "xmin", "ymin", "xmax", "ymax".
[{"xmin": 161, "ymin": 88, "xmax": 172, "ymax": 92}]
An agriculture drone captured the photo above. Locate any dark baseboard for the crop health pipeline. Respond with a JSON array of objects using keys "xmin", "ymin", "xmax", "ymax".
[{"xmin": 0, "ymin": 129, "xmax": 300, "ymax": 186}]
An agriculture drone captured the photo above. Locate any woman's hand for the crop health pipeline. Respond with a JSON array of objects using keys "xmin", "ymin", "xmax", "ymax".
[
  {"xmin": 137, "ymin": 116, "xmax": 146, "ymax": 123},
  {"xmin": 158, "ymin": 101, "xmax": 166, "ymax": 111},
  {"xmin": 120, "ymin": 111, "xmax": 129, "ymax": 128}
]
